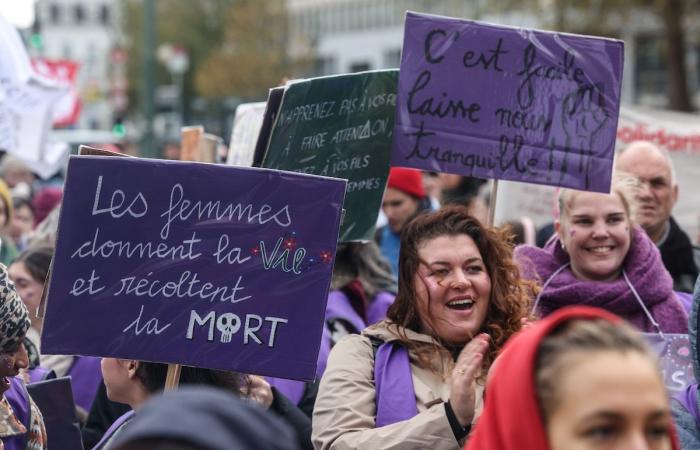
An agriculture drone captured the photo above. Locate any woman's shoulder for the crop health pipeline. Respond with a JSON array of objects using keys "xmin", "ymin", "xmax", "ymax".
[{"xmin": 362, "ymin": 320, "xmax": 436, "ymax": 345}]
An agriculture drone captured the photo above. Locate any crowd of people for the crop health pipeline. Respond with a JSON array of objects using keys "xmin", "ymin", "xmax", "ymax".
[{"xmin": 0, "ymin": 138, "xmax": 697, "ymax": 450}]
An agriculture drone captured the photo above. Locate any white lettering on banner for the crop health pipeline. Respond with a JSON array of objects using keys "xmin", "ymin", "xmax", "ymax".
[
  {"xmin": 69, "ymin": 269, "xmax": 105, "ymax": 296},
  {"xmin": 92, "ymin": 175, "xmax": 148, "ymax": 218},
  {"xmin": 113, "ymin": 271, "xmax": 252, "ymax": 304},
  {"xmin": 186, "ymin": 309, "xmax": 288, "ymax": 347},
  {"xmin": 159, "ymin": 183, "xmax": 292, "ymax": 239},
  {"xmin": 123, "ymin": 304, "xmax": 172, "ymax": 336},
  {"xmin": 71, "ymin": 228, "xmax": 202, "ymax": 261}
]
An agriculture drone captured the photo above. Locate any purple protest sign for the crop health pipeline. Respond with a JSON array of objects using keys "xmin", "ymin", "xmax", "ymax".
[
  {"xmin": 41, "ymin": 156, "xmax": 345, "ymax": 381},
  {"xmin": 392, "ymin": 12, "xmax": 624, "ymax": 193}
]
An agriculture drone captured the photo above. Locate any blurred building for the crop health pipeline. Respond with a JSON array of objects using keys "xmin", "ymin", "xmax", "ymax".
[
  {"xmin": 288, "ymin": 0, "xmax": 699, "ymax": 108},
  {"xmin": 32, "ymin": 0, "xmax": 124, "ymax": 130}
]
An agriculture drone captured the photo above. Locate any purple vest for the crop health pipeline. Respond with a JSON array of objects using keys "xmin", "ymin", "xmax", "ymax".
[
  {"xmin": 92, "ymin": 409, "xmax": 135, "ymax": 450},
  {"xmin": 676, "ymin": 384, "xmax": 700, "ymax": 429},
  {"xmin": 28, "ymin": 366, "xmax": 55, "ymax": 384},
  {"xmin": 367, "ymin": 292, "xmax": 395, "ymax": 326},
  {"xmin": 67, "ymin": 356, "xmax": 102, "ymax": 412},
  {"xmin": 373, "ymin": 340, "xmax": 418, "ymax": 427},
  {"xmin": 3, "ymin": 377, "xmax": 32, "ymax": 450},
  {"xmin": 325, "ymin": 291, "xmax": 367, "ymax": 334},
  {"xmin": 676, "ymin": 291, "xmax": 693, "ymax": 314}
]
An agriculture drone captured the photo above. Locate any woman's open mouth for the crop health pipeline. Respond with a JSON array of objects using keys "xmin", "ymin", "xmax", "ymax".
[{"xmin": 447, "ymin": 298, "xmax": 475, "ymax": 311}]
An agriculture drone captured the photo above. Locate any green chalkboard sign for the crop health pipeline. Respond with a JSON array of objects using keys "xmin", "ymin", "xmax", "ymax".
[{"xmin": 262, "ymin": 70, "xmax": 398, "ymax": 242}]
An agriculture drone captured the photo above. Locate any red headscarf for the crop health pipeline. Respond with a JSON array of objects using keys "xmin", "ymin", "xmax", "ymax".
[{"xmin": 465, "ymin": 306, "xmax": 680, "ymax": 450}]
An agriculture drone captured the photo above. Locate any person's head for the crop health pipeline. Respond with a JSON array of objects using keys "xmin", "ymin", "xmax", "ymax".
[
  {"xmin": 331, "ymin": 241, "xmax": 396, "ymax": 298},
  {"xmin": 616, "ymin": 141, "xmax": 677, "ymax": 242},
  {"xmin": 387, "ymin": 205, "xmax": 533, "ymax": 365},
  {"xmin": 466, "ymin": 307, "xmax": 679, "ymax": 450},
  {"xmin": 0, "ymin": 155, "xmax": 35, "ymax": 189},
  {"xmin": 31, "ymin": 187, "xmax": 63, "ymax": 225},
  {"xmin": 382, "ymin": 168, "xmax": 425, "ymax": 233},
  {"xmin": 0, "ymin": 179, "xmax": 13, "ymax": 228},
  {"xmin": 101, "ymin": 359, "xmax": 244, "ymax": 410},
  {"xmin": 9, "ymin": 246, "xmax": 53, "ymax": 330},
  {"xmin": 6, "ymin": 197, "xmax": 35, "ymax": 244},
  {"xmin": 555, "ymin": 174, "xmax": 639, "ymax": 282},
  {"xmin": 537, "ymin": 316, "xmax": 674, "ymax": 450},
  {"xmin": 0, "ymin": 264, "xmax": 30, "ymax": 395},
  {"xmin": 112, "ymin": 386, "xmax": 299, "ymax": 450}
]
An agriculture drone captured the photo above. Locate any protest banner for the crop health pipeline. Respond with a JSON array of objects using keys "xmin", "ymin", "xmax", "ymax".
[
  {"xmin": 617, "ymin": 106, "xmax": 700, "ymax": 242},
  {"xmin": 392, "ymin": 12, "xmax": 624, "ymax": 193},
  {"xmin": 0, "ymin": 14, "xmax": 65, "ymax": 164},
  {"xmin": 263, "ymin": 70, "xmax": 398, "ymax": 241},
  {"xmin": 227, "ymin": 101, "xmax": 266, "ymax": 167},
  {"xmin": 494, "ymin": 105, "xmax": 700, "ymax": 242},
  {"xmin": 31, "ymin": 58, "xmax": 82, "ymax": 127},
  {"xmin": 252, "ymin": 87, "xmax": 285, "ymax": 167},
  {"xmin": 644, "ymin": 333, "xmax": 695, "ymax": 394},
  {"xmin": 27, "ymin": 377, "xmax": 84, "ymax": 450},
  {"xmin": 41, "ymin": 156, "xmax": 346, "ymax": 381}
]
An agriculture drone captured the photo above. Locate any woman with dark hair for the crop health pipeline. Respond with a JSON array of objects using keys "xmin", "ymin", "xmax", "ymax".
[
  {"xmin": 466, "ymin": 306, "xmax": 679, "ymax": 450},
  {"xmin": 95, "ymin": 361, "xmax": 312, "ymax": 450},
  {"xmin": 9, "ymin": 246, "xmax": 103, "ymax": 413},
  {"xmin": 312, "ymin": 205, "xmax": 535, "ymax": 450}
]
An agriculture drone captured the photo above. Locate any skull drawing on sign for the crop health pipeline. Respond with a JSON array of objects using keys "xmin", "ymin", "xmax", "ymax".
[{"xmin": 216, "ymin": 313, "xmax": 241, "ymax": 343}]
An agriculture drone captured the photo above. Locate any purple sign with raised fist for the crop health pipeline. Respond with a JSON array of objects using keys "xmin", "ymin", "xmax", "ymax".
[
  {"xmin": 42, "ymin": 156, "xmax": 345, "ymax": 381},
  {"xmin": 392, "ymin": 12, "xmax": 624, "ymax": 193}
]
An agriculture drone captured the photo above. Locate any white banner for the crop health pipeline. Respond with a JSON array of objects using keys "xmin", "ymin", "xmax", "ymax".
[
  {"xmin": 0, "ymin": 14, "xmax": 66, "ymax": 170},
  {"xmin": 495, "ymin": 105, "xmax": 700, "ymax": 244},
  {"xmin": 226, "ymin": 102, "xmax": 266, "ymax": 167}
]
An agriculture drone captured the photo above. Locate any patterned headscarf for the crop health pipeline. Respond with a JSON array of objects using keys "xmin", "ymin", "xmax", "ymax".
[{"xmin": 0, "ymin": 264, "xmax": 29, "ymax": 352}]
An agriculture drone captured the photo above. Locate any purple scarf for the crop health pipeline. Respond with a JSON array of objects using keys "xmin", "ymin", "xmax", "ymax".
[{"xmin": 515, "ymin": 226, "xmax": 688, "ymax": 333}]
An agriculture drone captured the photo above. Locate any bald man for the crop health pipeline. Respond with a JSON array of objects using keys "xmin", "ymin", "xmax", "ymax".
[{"xmin": 617, "ymin": 141, "xmax": 698, "ymax": 292}]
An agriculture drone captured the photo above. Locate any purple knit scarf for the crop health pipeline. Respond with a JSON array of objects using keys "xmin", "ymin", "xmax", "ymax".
[{"xmin": 515, "ymin": 226, "xmax": 687, "ymax": 333}]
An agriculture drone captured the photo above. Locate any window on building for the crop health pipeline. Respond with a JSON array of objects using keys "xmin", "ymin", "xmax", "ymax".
[
  {"xmin": 350, "ymin": 61, "xmax": 371, "ymax": 72},
  {"xmin": 49, "ymin": 4, "xmax": 61, "ymax": 24},
  {"xmin": 100, "ymin": 4, "xmax": 111, "ymax": 25},
  {"xmin": 635, "ymin": 34, "xmax": 667, "ymax": 98},
  {"xmin": 74, "ymin": 4, "xmax": 85, "ymax": 24},
  {"xmin": 315, "ymin": 57, "xmax": 337, "ymax": 76}
]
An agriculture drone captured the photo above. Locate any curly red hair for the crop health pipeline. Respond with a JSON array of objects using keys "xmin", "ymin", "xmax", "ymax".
[{"xmin": 386, "ymin": 205, "xmax": 537, "ymax": 376}]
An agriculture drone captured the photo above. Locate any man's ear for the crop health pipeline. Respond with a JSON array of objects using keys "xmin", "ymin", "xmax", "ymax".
[
  {"xmin": 126, "ymin": 360, "xmax": 140, "ymax": 379},
  {"xmin": 672, "ymin": 183, "xmax": 679, "ymax": 206}
]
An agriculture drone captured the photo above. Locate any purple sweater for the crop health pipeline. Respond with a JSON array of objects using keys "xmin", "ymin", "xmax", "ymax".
[{"xmin": 515, "ymin": 226, "xmax": 688, "ymax": 333}]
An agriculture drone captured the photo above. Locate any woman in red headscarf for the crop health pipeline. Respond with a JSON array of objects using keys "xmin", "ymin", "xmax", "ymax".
[{"xmin": 466, "ymin": 306, "xmax": 680, "ymax": 450}]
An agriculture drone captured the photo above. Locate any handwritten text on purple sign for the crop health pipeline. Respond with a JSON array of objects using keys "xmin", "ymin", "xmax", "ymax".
[{"xmin": 392, "ymin": 13, "xmax": 624, "ymax": 192}]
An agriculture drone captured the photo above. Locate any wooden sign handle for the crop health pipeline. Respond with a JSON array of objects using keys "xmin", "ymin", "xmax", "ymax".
[{"xmin": 164, "ymin": 363, "xmax": 182, "ymax": 391}]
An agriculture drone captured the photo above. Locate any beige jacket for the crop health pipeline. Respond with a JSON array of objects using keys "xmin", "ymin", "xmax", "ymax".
[{"xmin": 312, "ymin": 321, "xmax": 484, "ymax": 450}]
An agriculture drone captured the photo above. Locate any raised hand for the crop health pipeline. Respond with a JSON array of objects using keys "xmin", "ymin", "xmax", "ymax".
[{"xmin": 449, "ymin": 333, "xmax": 490, "ymax": 426}]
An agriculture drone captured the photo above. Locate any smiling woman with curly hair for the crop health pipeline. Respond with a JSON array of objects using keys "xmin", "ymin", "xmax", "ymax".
[{"xmin": 312, "ymin": 205, "xmax": 536, "ymax": 450}]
